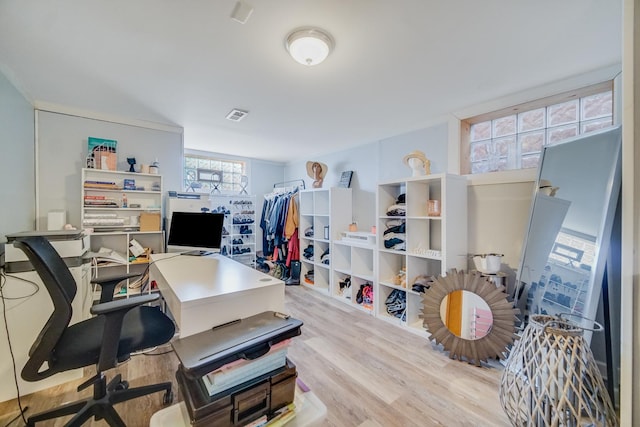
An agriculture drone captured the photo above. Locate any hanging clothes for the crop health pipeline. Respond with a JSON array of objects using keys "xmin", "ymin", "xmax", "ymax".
[{"xmin": 260, "ymin": 189, "xmax": 300, "ymax": 259}]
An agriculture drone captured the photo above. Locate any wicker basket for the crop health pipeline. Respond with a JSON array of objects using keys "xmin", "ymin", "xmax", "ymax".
[{"xmin": 499, "ymin": 315, "xmax": 617, "ymax": 426}]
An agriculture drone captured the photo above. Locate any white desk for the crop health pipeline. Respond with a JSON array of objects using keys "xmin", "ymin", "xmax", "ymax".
[{"xmin": 149, "ymin": 253, "xmax": 285, "ymax": 337}]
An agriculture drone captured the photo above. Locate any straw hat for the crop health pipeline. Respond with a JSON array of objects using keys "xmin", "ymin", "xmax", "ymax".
[
  {"xmin": 402, "ymin": 150, "xmax": 428, "ymax": 166},
  {"xmin": 306, "ymin": 161, "xmax": 327, "ymax": 179}
]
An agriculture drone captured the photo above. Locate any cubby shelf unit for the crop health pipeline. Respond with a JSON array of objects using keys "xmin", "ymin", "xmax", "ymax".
[
  {"xmin": 332, "ymin": 238, "xmax": 376, "ymax": 314},
  {"xmin": 299, "ymin": 188, "xmax": 352, "ymax": 295},
  {"xmin": 376, "ymin": 173, "xmax": 468, "ymax": 335}
]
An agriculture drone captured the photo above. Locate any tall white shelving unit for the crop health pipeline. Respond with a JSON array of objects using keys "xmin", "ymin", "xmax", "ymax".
[
  {"xmin": 376, "ymin": 173, "xmax": 467, "ymax": 334},
  {"xmin": 299, "ymin": 188, "xmax": 352, "ymax": 294},
  {"xmin": 81, "ymin": 168, "xmax": 164, "ymax": 299},
  {"xmin": 210, "ymin": 194, "xmax": 257, "ymax": 267}
]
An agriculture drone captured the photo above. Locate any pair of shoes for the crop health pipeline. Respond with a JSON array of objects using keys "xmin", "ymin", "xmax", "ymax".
[
  {"xmin": 232, "ymin": 214, "xmax": 254, "ymax": 224},
  {"xmin": 212, "ymin": 206, "xmax": 230, "ymax": 214},
  {"xmin": 221, "ymin": 226, "xmax": 229, "ymax": 236},
  {"xmin": 232, "ymin": 238, "xmax": 243, "ymax": 245},
  {"xmin": 239, "ymin": 225, "xmax": 253, "ymax": 234},
  {"xmin": 356, "ymin": 283, "xmax": 374, "ymax": 305},
  {"xmin": 221, "ymin": 246, "xmax": 228, "ymax": 256}
]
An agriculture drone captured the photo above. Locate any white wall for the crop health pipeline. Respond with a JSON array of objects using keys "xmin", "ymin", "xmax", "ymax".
[
  {"xmin": 0, "ymin": 71, "xmax": 35, "ymax": 243},
  {"xmin": 284, "ymin": 121, "xmax": 532, "ymax": 277},
  {"xmin": 285, "ymin": 123, "xmax": 449, "ymax": 233},
  {"xmin": 36, "ymin": 110, "xmax": 183, "ymax": 230}
]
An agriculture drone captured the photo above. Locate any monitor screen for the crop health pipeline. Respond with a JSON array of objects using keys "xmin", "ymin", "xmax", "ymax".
[{"xmin": 167, "ymin": 212, "xmax": 224, "ymax": 255}]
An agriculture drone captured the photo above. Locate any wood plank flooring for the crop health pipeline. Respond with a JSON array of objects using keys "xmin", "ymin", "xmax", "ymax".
[{"xmin": 0, "ymin": 286, "xmax": 511, "ymax": 426}]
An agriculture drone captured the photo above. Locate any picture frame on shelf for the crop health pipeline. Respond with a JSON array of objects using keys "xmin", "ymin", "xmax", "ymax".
[{"xmin": 338, "ymin": 171, "xmax": 353, "ymax": 188}]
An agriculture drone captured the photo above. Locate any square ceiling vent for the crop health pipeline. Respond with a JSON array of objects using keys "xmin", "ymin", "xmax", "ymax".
[{"xmin": 226, "ymin": 109, "xmax": 248, "ymax": 122}]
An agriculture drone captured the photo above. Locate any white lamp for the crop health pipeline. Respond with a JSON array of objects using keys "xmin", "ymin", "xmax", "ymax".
[{"xmin": 286, "ymin": 27, "xmax": 334, "ymax": 66}]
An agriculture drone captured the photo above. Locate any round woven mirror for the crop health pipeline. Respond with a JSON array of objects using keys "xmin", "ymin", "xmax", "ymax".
[{"xmin": 422, "ymin": 269, "xmax": 519, "ymax": 366}]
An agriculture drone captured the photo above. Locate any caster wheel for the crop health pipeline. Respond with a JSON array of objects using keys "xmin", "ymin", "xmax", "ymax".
[
  {"xmin": 163, "ymin": 390, "xmax": 174, "ymax": 405},
  {"xmin": 115, "ymin": 380, "xmax": 129, "ymax": 391}
]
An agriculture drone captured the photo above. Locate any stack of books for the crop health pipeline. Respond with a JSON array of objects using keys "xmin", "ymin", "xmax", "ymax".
[
  {"xmin": 84, "ymin": 180, "xmax": 120, "ymax": 190},
  {"xmin": 83, "ymin": 195, "xmax": 119, "ymax": 207},
  {"xmin": 82, "ymin": 213, "xmax": 125, "ymax": 226}
]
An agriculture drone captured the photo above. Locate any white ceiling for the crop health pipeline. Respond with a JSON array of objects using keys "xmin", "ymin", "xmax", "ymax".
[{"xmin": 0, "ymin": 0, "xmax": 622, "ymax": 163}]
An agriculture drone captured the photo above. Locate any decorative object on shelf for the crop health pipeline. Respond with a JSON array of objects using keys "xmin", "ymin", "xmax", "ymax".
[
  {"xmin": 306, "ymin": 161, "xmax": 327, "ymax": 188},
  {"xmin": 471, "ymin": 253, "xmax": 504, "ymax": 274},
  {"xmin": 422, "ymin": 269, "xmax": 518, "ymax": 366},
  {"xmin": 149, "ymin": 158, "xmax": 160, "ymax": 175},
  {"xmin": 538, "ymin": 179, "xmax": 559, "ymax": 197},
  {"xmin": 286, "ymin": 27, "xmax": 334, "ymax": 66},
  {"xmin": 239, "ymin": 175, "xmax": 249, "ymax": 194},
  {"xmin": 127, "ymin": 157, "xmax": 136, "ymax": 173},
  {"xmin": 426, "ymin": 199, "xmax": 440, "ymax": 216},
  {"xmin": 402, "ymin": 150, "xmax": 430, "ymax": 176},
  {"xmin": 500, "ymin": 314, "xmax": 617, "ymax": 427},
  {"xmin": 88, "ymin": 137, "xmax": 117, "ymax": 171},
  {"xmin": 338, "ymin": 171, "xmax": 353, "ymax": 188}
]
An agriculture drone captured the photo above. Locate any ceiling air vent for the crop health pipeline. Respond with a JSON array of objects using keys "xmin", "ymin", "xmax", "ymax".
[{"xmin": 226, "ymin": 109, "xmax": 248, "ymax": 122}]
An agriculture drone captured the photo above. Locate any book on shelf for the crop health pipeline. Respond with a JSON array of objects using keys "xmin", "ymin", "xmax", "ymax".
[
  {"xmin": 82, "ymin": 218, "xmax": 125, "ymax": 226},
  {"xmin": 85, "ymin": 179, "xmax": 116, "ymax": 185},
  {"xmin": 84, "ymin": 212, "xmax": 118, "ymax": 218},
  {"xmin": 123, "ymin": 178, "xmax": 136, "ymax": 190},
  {"xmin": 84, "ymin": 195, "xmax": 106, "ymax": 200},
  {"xmin": 83, "ymin": 201, "xmax": 119, "ymax": 207},
  {"xmin": 84, "ymin": 184, "xmax": 120, "ymax": 190}
]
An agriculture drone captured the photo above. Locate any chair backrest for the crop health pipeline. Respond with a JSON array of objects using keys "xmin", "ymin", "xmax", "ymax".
[{"xmin": 13, "ymin": 236, "xmax": 77, "ymax": 381}]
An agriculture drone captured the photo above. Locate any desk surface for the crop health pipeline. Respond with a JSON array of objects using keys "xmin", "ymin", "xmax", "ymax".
[
  {"xmin": 150, "ymin": 253, "xmax": 283, "ymax": 307},
  {"xmin": 150, "ymin": 253, "xmax": 285, "ymax": 337}
]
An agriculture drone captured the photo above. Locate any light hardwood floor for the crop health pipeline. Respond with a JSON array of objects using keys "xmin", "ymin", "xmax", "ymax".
[{"xmin": 0, "ymin": 286, "xmax": 511, "ymax": 426}]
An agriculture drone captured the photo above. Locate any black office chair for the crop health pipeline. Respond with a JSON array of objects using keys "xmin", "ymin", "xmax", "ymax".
[{"xmin": 14, "ymin": 236, "xmax": 175, "ymax": 426}]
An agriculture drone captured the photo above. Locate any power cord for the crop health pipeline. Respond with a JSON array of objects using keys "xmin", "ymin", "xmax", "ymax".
[{"xmin": 0, "ymin": 270, "xmax": 30, "ymax": 426}]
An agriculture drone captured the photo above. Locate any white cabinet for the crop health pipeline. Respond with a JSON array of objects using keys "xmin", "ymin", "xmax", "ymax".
[
  {"xmin": 299, "ymin": 188, "xmax": 352, "ymax": 294},
  {"xmin": 332, "ymin": 237, "xmax": 376, "ymax": 313},
  {"xmin": 376, "ymin": 173, "xmax": 467, "ymax": 334},
  {"xmin": 81, "ymin": 168, "xmax": 164, "ymax": 299}
]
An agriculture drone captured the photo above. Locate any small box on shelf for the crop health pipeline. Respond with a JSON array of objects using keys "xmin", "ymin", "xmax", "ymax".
[{"xmin": 140, "ymin": 212, "xmax": 161, "ymax": 231}]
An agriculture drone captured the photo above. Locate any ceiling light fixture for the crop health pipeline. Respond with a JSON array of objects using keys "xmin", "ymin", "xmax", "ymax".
[{"xmin": 285, "ymin": 27, "xmax": 334, "ymax": 66}]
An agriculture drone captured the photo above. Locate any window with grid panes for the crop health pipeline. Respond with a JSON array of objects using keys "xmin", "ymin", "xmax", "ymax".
[
  {"xmin": 183, "ymin": 154, "xmax": 246, "ymax": 193},
  {"xmin": 461, "ymin": 82, "xmax": 614, "ymax": 174}
]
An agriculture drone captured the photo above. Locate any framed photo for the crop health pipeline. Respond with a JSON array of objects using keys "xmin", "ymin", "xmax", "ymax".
[{"xmin": 338, "ymin": 170, "xmax": 353, "ymax": 188}]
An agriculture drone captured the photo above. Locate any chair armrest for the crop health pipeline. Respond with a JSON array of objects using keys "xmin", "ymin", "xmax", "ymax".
[
  {"xmin": 90, "ymin": 293, "xmax": 159, "ymax": 316},
  {"xmin": 90, "ymin": 293, "xmax": 160, "ymax": 372},
  {"xmin": 91, "ymin": 272, "xmax": 142, "ymax": 304}
]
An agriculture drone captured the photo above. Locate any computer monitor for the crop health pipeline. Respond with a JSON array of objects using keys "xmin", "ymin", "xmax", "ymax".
[{"xmin": 167, "ymin": 212, "xmax": 224, "ymax": 256}]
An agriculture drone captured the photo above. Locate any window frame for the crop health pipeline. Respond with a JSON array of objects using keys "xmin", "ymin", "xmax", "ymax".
[
  {"xmin": 183, "ymin": 151, "xmax": 248, "ymax": 194},
  {"xmin": 459, "ymin": 80, "xmax": 614, "ymax": 179}
]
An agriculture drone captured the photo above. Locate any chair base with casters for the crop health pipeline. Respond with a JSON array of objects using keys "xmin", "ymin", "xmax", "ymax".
[
  {"xmin": 13, "ymin": 236, "xmax": 177, "ymax": 427},
  {"xmin": 27, "ymin": 372, "xmax": 173, "ymax": 427}
]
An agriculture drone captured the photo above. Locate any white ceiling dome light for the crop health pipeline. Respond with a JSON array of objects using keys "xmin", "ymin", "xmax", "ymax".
[{"xmin": 286, "ymin": 27, "xmax": 334, "ymax": 66}]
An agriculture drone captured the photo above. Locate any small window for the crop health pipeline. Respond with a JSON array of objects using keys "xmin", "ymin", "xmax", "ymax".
[
  {"xmin": 183, "ymin": 154, "xmax": 246, "ymax": 193},
  {"xmin": 461, "ymin": 82, "xmax": 614, "ymax": 175}
]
